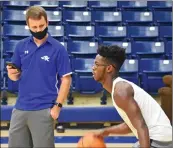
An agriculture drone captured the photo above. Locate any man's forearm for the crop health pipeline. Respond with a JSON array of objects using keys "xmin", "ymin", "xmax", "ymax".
[
  {"xmin": 137, "ymin": 125, "xmax": 150, "ymax": 147},
  {"xmin": 56, "ymin": 75, "xmax": 71, "ymax": 104},
  {"xmin": 103, "ymin": 122, "xmax": 132, "ymax": 135}
]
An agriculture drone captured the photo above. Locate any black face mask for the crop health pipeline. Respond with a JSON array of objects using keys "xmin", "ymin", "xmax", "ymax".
[{"xmin": 30, "ymin": 27, "xmax": 48, "ymax": 40}]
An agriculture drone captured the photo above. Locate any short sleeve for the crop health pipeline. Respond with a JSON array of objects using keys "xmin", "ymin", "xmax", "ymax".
[
  {"xmin": 11, "ymin": 42, "xmax": 22, "ymax": 69},
  {"xmin": 56, "ymin": 46, "xmax": 72, "ymax": 77}
]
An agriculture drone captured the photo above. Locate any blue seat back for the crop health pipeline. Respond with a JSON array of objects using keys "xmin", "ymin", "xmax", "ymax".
[
  {"xmin": 89, "ymin": 1, "xmax": 117, "ymax": 8},
  {"xmin": 102, "ymin": 41, "xmax": 131, "ymax": 55},
  {"xmin": 128, "ymin": 26, "xmax": 158, "ymax": 38},
  {"xmin": 132, "ymin": 41, "xmax": 165, "ymax": 57},
  {"xmin": 64, "ymin": 10, "xmax": 91, "ymax": 23},
  {"xmin": 123, "ymin": 11, "xmax": 153, "ymax": 23},
  {"xmin": 154, "ymin": 11, "xmax": 172, "ymax": 23},
  {"xmin": 66, "ymin": 25, "xmax": 94, "ymax": 37},
  {"xmin": 96, "ymin": 26, "xmax": 126, "ymax": 38},
  {"xmin": 68, "ymin": 41, "xmax": 98, "ymax": 55},
  {"xmin": 159, "ymin": 26, "xmax": 172, "ymax": 38},
  {"xmin": 92, "ymin": 11, "xmax": 122, "ymax": 22}
]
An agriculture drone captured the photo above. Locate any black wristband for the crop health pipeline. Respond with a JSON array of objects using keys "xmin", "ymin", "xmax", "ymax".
[{"xmin": 55, "ymin": 102, "xmax": 63, "ymax": 108}]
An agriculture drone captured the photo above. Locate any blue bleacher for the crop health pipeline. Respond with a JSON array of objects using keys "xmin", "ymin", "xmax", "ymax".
[
  {"xmin": 102, "ymin": 41, "xmax": 132, "ymax": 56},
  {"xmin": 159, "ymin": 25, "xmax": 172, "ymax": 39},
  {"xmin": 59, "ymin": 1, "xmax": 88, "ymax": 9},
  {"xmin": 3, "ymin": 40, "xmax": 18, "ymax": 54},
  {"xmin": 119, "ymin": 59, "xmax": 139, "ymax": 85},
  {"xmin": 118, "ymin": 1, "xmax": 147, "ymax": 9},
  {"xmin": 66, "ymin": 25, "xmax": 95, "ymax": 38},
  {"xmin": 71, "ymin": 58, "xmax": 102, "ymax": 94},
  {"xmin": 3, "ymin": 24, "xmax": 64, "ymax": 38},
  {"xmin": 139, "ymin": 59, "xmax": 172, "ymax": 94},
  {"xmin": 96, "ymin": 25, "xmax": 127, "ymax": 38},
  {"xmin": 63, "ymin": 10, "xmax": 91, "ymax": 23},
  {"xmin": 147, "ymin": 1, "xmax": 172, "ymax": 10},
  {"xmin": 31, "ymin": 1, "xmax": 59, "ymax": 8},
  {"xmin": 2, "ymin": 10, "xmax": 26, "ymax": 22},
  {"xmin": 3, "ymin": 24, "xmax": 30, "ymax": 37},
  {"xmin": 132, "ymin": 41, "xmax": 165, "ymax": 59},
  {"xmin": 67, "ymin": 40, "xmax": 98, "ymax": 56},
  {"xmin": 166, "ymin": 41, "xmax": 172, "ymax": 58},
  {"xmin": 128, "ymin": 26, "xmax": 158, "ymax": 39},
  {"xmin": 3, "ymin": 1, "xmax": 30, "ymax": 7},
  {"xmin": 88, "ymin": 1, "xmax": 118, "ymax": 9},
  {"xmin": 153, "ymin": 11, "xmax": 172, "ymax": 24},
  {"xmin": 2, "ymin": 9, "xmax": 62, "ymax": 24},
  {"xmin": 123, "ymin": 11, "xmax": 153, "ymax": 24},
  {"xmin": 47, "ymin": 25, "xmax": 64, "ymax": 38},
  {"xmin": 1, "ymin": 105, "xmax": 123, "ymax": 122},
  {"xmin": 92, "ymin": 11, "xmax": 122, "ymax": 23}
]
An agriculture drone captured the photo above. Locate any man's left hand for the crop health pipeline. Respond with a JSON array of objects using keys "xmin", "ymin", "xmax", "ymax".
[{"xmin": 50, "ymin": 105, "xmax": 61, "ymax": 120}]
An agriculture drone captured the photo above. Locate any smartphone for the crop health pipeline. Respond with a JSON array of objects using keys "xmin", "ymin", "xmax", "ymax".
[{"xmin": 6, "ymin": 62, "xmax": 21, "ymax": 72}]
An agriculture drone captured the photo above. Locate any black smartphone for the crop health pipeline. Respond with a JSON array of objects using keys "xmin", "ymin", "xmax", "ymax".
[{"xmin": 6, "ymin": 62, "xmax": 21, "ymax": 72}]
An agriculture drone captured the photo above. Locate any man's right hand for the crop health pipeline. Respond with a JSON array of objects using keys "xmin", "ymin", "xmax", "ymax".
[{"xmin": 6, "ymin": 65, "xmax": 20, "ymax": 77}]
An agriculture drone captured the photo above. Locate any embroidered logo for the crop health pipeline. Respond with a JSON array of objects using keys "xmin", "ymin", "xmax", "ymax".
[{"xmin": 41, "ymin": 56, "xmax": 50, "ymax": 62}]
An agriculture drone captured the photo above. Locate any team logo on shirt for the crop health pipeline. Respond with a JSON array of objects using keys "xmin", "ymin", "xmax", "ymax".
[
  {"xmin": 41, "ymin": 56, "xmax": 50, "ymax": 62},
  {"xmin": 24, "ymin": 50, "xmax": 29, "ymax": 54}
]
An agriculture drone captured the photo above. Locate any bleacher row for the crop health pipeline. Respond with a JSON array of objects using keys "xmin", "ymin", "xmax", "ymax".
[{"xmin": 0, "ymin": 1, "xmax": 172, "ymax": 98}]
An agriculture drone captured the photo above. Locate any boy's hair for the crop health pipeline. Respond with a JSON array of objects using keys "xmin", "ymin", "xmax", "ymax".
[{"xmin": 97, "ymin": 45, "xmax": 126, "ymax": 71}]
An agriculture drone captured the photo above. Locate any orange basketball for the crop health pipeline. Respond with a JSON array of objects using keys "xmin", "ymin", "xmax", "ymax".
[{"xmin": 77, "ymin": 132, "xmax": 106, "ymax": 148}]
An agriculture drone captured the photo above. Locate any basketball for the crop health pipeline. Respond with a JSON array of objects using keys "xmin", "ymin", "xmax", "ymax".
[{"xmin": 77, "ymin": 132, "xmax": 106, "ymax": 148}]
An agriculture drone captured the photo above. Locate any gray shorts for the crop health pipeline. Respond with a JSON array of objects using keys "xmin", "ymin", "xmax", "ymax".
[
  {"xmin": 8, "ymin": 108, "xmax": 55, "ymax": 148},
  {"xmin": 133, "ymin": 139, "xmax": 172, "ymax": 148}
]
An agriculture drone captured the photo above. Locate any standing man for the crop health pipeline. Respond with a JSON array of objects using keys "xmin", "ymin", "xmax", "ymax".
[
  {"xmin": 7, "ymin": 6, "xmax": 72, "ymax": 147},
  {"xmin": 92, "ymin": 45, "xmax": 172, "ymax": 148}
]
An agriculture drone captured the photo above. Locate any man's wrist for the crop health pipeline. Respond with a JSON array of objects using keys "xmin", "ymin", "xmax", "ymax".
[{"xmin": 54, "ymin": 102, "xmax": 63, "ymax": 108}]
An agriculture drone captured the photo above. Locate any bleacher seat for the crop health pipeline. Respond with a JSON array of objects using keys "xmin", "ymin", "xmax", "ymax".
[
  {"xmin": 88, "ymin": 1, "xmax": 117, "ymax": 9},
  {"xmin": 159, "ymin": 25, "xmax": 172, "ymax": 39},
  {"xmin": 3, "ymin": 24, "xmax": 64, "ymax": 38},
  {"xmin": 67, "ymin": 41, "xmax": 98, "ymax": 55},
  {"xmin": 166, "ymin": 41, "xmax": 172, "ymax": 58},
  {"xmin": 3, "ymin": 9, "xmax": 62, "ymax": 23},
  {"xmin": 71, "ymin": 58, "xmax": 102, "ymax": 94},
  {"xmin": 3, "ymin": 40, "xmax": 18, "ymax": 54},
  {"xmin": 96, "ymin": 26, "xmax": 127, "ymax": 38},
  {"xmin": 60, "ymin": 1, "xmax": 88, "ymax": 8},
  {"xmin": 139, "ymin": 59, "xmax": 172, "ymax": 94},
  {"xmin": 2, "ymin": 10, "xmax": 26, "ymax": 22},
  {"xmin": 92, "ymin": 11, "xmax": 122, "ymax": 23},
  {"xmin": 119, "ymin": 59, "xmax": 139, "ymax": 85},
  {"xmin": 63, "ymin": 10, "xmax": 91, "ymax": 23},
  {"xmin": 132, "ymin": 41, "xmax": 165, "ymax": 59},
  {"xmin": 66, "ymin": 25, "xmax": 94, "ymax": 38},
  {"xmin": 47, "ymin": 25, "xmax": 64, "ymax": 37},
  {"xmin": 102, "ymin": 41, "xmax": 132, "ymax": 56},
  {"xmin": 147, "ymin": 1, "xmax": 172, "ymax": 10},
  {"xmin": 3, "ymin": 24, "xmax": 30, "ymax": 37},
  {"xmin": 46, "ymin": 11, "xmax": 62, "ymax": 22},
  {"xmin": 128, "ymin": 26, "xmax": 158, "ymax": 39},
  {"xmin": 153, "ymin": 11, "xmax": 172, "ymax": 24},
  {"xmin": 31, "ymin": 1, "xmax": 59, "ymax": 8},
  {"xmin": 123, "ymin": 11, "xmax": 153, "ymax": 24},
  {"xmin": 118, "ymin": 1, "xmax": 147, "ymax": 9},
  {"xmin": 3, "ymin": 1, "xmax": 30, "ymax": 7}
]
